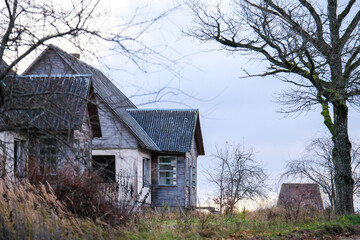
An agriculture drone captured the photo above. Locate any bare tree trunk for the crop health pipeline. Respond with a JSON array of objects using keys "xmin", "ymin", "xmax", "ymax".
[
  {"xmin": 219, "ymin": 159, "xmax": 225, "ymax": 214},
  {"xmin": 332, "ymin": 102, "xmax": 354, "ymax": 214}
]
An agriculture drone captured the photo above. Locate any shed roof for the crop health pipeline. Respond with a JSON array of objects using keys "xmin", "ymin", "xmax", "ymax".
[
  {"xmin": 0, "ymin": 75, "xmax": 95, "ymax": 133},
  {"xmin": 24, "ymin": 45, "xmax": 159, "ymax": 151},
  {"xmin": 127, "ymin": 109, "xmax": 205, "ymax": 154}
]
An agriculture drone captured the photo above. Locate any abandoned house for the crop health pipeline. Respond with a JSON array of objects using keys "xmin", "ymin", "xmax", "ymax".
[
  {"xmin": 0, "ymin": 44, "xmax": 205, "ymax": 209},
  {"xmin": 0, "ymin": 74, "xmax": 101, "ymax": 179},
  {"xmin": 277, "ymin": 183, "xmax": 324, "ymax": 210}
]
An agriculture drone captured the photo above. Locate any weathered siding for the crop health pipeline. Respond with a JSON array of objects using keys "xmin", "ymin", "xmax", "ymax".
[
  {"xmin": 185, "ymin": 136, "xmax": 199, "ymax": 208},
  {"xmin": 92, "ymin": 100, "xmax": 138, "ymax": 149},
  {"xmin": 190, "ymin": 137, "xmax": 198, "ymax": 207},
  {"xmin": 25, "ymin": 49, "xmax": 76, "ymax": 75},
  {"xmin": 151, "ymin": 152, "xmax": 186, "ymax": 208},
  {"xmin": 72, "ymin": 107, "xmax": 94, "ymax": 167}
]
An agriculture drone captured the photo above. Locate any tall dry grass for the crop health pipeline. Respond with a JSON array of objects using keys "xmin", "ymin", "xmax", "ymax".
[{"xmin": 0, "ymin": 178, "xmax": 122, "ymax": 239}]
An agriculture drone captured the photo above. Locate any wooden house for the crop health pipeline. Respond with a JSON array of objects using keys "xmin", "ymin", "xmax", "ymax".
[
  {"xmin": 21, "ymin": 44, "xmax": 205, "ymax": 209},
  {"xmin": 0, "ymin": 75, "xmax": 101, "ymax": 180},
  {"xmin": 128, "ymin": 109, "xmax": 204, "ymax": 208}
]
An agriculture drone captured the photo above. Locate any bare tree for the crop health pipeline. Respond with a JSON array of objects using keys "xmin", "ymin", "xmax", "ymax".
[
  {"xmin": 0, "ymin": 0, "xmax": 176, "ymax": 105},
  {"xmin": 206, "ymin": 143, "xmax": 268, "ymax": 215},
  {"xmin": 189, "ymin": 0, "xmax": 360, "ymax": 214},
  {"xmin": 0, "ymin": 0, "xmax": 179, "ymax": 203},
  {"xmin": 282, "ymin": 137, "xmax": 360, "ymax": 211}
]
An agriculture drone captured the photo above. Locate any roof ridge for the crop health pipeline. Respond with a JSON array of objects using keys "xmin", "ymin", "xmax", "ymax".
[
  {"xmin": 23, "ymin": 44, "xmax": 161, "ymax": 151},
  {"xmin": 128, "ymin": 108, "xmax": 199, "ymax": 111},
  {"xmin": 18, "ymin": 74, "xmax": 92, "ymax": 78},
  {"xmin": 127, "ymin": 109, "xmax": 201, "ymax": 153}
]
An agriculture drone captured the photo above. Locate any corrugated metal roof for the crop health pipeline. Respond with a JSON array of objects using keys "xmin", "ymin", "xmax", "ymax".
[
  {"xmin": 127, "ymin": 109, "xmax": 199, "ymax": 153},
  {"xmin": 1, "ymin": 75, "xmax": 90, "ymax": 131},
  {"xmin": 44, "ymin": 45, "xmax": 160, "ymax": 151}
]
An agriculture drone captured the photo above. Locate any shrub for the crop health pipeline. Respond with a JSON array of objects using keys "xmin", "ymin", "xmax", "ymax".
[
  {"xmin": 51, "ymin": 167, "xmax": 125, "ymax": 225},
  {"xmin": 51, "ymin": 167, "xmax": 149, "ymax": 226}
]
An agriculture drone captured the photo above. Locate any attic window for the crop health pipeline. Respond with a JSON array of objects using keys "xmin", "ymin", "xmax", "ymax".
[{"xmin": 158, "ymin": 156, "xmax": 177, "ymax": 186}]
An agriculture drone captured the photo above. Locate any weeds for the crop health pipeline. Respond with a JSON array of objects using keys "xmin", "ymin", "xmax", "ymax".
[{"xmin": 0, "ymin": 178, "xmax": 358, "ymax": 239}]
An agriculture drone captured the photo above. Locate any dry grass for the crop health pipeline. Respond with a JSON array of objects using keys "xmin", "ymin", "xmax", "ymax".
[
  {"xmin": 0, "ymin": 179, "xmax": 358, "ymax": 239},
  {"xmin": 0, "ymin": 178, "xmax": 125, "ymax": 239}
]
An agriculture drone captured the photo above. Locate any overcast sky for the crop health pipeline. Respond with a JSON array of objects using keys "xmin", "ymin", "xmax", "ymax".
[{"xmin": 78, "ymin": 0, "xmax": 360, "ymax": 208}]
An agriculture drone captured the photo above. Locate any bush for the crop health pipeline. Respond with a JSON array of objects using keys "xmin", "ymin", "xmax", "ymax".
[
  {"xmin": 51, "ymin": 167, "xmax": 127, "ymax": 225},
  {"xmin": 51, "ymin": 167, "xmax": 149, "ymax": 226}
]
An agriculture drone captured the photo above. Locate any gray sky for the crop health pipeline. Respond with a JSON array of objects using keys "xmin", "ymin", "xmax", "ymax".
[{"xmin": 88, "ymin": 0, "xmax": 360, "ymax": 208}]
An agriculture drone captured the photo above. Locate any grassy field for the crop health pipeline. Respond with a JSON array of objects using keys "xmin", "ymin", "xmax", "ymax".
[
  {"xmin": 0, "ymin": 180, "xmax": 359, "ymax": 239},
  {"xmin": 118, "ymin": 209, "xmax": 360, "ymax": 240}
]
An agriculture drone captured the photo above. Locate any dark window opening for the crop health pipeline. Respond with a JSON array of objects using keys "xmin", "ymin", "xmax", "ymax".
[{"xmin": 92, "ymin": 155, "xmax": 115, "ymax": 183}]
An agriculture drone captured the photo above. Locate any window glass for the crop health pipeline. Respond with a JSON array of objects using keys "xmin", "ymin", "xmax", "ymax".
[
  {"xmin": 158, "ymin": 156, "xmax": 177, "ymax": 186},
  {"xmin": 143, "ymin": 158, "xmax": 151, "ymax": 187},
  {"xmin": 38, "ymin": 138, "xmax": 58, "ymax": 175}
]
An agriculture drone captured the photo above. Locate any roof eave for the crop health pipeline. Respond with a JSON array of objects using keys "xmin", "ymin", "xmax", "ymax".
[{"xmin": 194, "ymin": 111, "xmax": 205, "ymax": 155}]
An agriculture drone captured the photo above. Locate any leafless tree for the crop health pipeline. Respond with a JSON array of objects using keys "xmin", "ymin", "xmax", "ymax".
[
  {"xmin": 282, "ymin": 137, "xmax": 360, "ymax": 211},
  {"xmin": 189, "ymin": 0, "xmax": 360, "ymax": 214},
  {"xmin": 0, "ymin": 0, "xmax": 179, "ymax": 204},
  {"xmin": 0, "ymin": 0, "xmax": 176, "ymax": 105},
  {"xmin": 206, "ymin": 143, "xmax": 268, "ymax": 215}
]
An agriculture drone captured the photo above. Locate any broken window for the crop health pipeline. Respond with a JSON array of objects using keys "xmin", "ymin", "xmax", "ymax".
[
  {"xmin": 92, "ymin": 155, "xmax": 115, "ymax": 183},
  {"xmin": 143, "ymin": 157, "xmax": 151, "ymax": 187},
  {"xmin": 158, "ymin": 156, "xmax": 177, "ymax": 186},
  {"xmin": 38, "ymin": 138, "xmax": 58, "ymax": 175},
  {"xmin": 14, "ymin": 139, "xmax": 27, "ymax": 178}
]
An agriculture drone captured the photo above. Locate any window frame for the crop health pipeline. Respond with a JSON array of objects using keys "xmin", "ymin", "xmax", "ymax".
[
  {"xmin": 143, "ymin": 157, "xmax": 151, "ymax": 187},
  {"xmin": 14, "ymin": 139, "xmax": 27, "ymax": 178},
  {"xmin": 38, "ymin": 138, "xmax": 58, "ymax": 175},
  {"xmin": 158, "ymin": 156, "xmax": 177, "ymax": 186}
]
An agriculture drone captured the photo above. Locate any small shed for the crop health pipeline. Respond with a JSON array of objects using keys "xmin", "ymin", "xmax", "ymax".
[{"xmin": 277, "ymin": 183, "xmax": 323, "ymax": 210}]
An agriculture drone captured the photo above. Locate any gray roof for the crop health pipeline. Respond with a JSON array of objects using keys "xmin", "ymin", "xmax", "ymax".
[
  {"xmin": 28, "ymin": 45, "xmax": 160, "ymax": 151},
  {"xmin": 127, "ymin": 109, "xmax": 203, "ymax": 153},
  {"xmin": 1, "ymin": 75, "xmax": 91, "ymax": 131}
]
